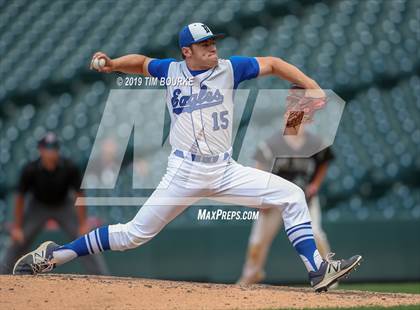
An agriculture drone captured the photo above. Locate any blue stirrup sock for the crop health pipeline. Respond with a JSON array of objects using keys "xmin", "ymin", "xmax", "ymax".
[
  {"xmin": 52, "ymin": 226, "xmax": 110, "ymax": 265},
  {"xmin": 286, "ymin": 221, "xmax": 323, "ymax": 272}
]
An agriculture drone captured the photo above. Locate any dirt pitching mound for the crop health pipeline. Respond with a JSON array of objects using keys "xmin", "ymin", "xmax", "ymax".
[{"xmin": 1, "ymin": 275, "xmax": 419, "ymax": 310}]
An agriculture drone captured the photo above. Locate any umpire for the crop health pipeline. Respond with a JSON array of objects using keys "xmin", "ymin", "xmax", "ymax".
[{"xmin": 1, "ymin": 132, "xmax": 108, "ymax": 274}]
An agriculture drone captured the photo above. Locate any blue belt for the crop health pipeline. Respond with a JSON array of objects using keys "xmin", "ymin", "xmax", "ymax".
[{"xmin": 174, "ymin": 149, "xmax": 231, "ymax": 163}]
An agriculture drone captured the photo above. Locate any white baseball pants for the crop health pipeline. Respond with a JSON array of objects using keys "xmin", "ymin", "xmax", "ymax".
[{"xmin": 108, "ymin": 152, "xmax": 311, "ymax": 251}]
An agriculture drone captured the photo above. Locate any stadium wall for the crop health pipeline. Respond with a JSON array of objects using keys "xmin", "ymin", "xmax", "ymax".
[{"xmin": 35, "ymin": 219, "xmax": 420, "ymax": 283}]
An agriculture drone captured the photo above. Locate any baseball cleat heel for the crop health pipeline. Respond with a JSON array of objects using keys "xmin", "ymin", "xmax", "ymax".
[
  {"xmin": 309, "ymin": 253, "xmax": 362, "ymax": 292},
  {"xmin": 13, "ymin": 241, "xmax": 60, "ymax": 275}
]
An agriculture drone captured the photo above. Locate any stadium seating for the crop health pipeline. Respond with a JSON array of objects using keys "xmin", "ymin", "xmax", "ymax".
[
  {"xmin": 0, "ymin": 0, "xmax": 419, "ymax": 230},
  {"xmin": 1, "ymin": 0, "xmax": 417, "ymax": 100}
]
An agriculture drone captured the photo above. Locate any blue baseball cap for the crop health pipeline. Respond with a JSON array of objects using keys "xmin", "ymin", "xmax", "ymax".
[{"xmin": 179, "ymin": 23, "xmax": 225, "ymax": 48}]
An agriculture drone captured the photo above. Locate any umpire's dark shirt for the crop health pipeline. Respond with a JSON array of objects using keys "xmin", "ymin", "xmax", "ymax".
[{"xmin": 18, "ymin": 158, "xmax": 82, "ymax": 207}]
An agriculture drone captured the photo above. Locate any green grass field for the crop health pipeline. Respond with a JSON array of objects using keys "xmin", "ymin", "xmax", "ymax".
[
  {"xmin": 338, "ymin": 282, "xmax": 420, "ymax": 295},
  {"xmin": 298, "ymin": 306, "xmax": 420, "ymax": 310},
  {"xmin": 328, "ymin": 282, "xmax": 420, "ymax": 310},
  {"xmin": 272, "ymin": 282, "xmax": 420, "ymax": 310}
]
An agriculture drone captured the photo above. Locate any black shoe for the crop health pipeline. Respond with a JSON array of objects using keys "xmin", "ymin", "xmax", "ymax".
[
  {"xmin": 13, "ymin": 241, "xmax": 59, "ymax": 275},
  {"xmin": 309, "ymin": 253, "xmax": 362, "ymax": 292}
]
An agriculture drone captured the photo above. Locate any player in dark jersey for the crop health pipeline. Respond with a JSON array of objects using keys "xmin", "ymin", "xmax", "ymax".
[
  {"xmin": 1, "ymin": 133, "xmax": 107, "ymax": 274},
  {"xmin": 238, "ymin": 120, "xmax": 334, "ymax": 285}
]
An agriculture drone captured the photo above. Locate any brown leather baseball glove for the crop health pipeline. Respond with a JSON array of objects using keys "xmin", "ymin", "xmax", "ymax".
[{"xmin": 284, "ymin": 84, "xmax": 326, "ymax": 134}]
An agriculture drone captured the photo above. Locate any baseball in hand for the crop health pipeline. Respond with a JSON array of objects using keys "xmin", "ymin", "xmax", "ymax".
[{"xmin": 93, "ymin": 57, "xmax": 106, "ymax": 70}]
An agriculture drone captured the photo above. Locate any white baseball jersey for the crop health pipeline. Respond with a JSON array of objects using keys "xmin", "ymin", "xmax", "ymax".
[
  {"xmin": 148, "ymin": 57, "xmax": 260, "ymax": 155},
  {"xmin": 107, "ymin": 55, "xmax": 312, "ymax": 261}
]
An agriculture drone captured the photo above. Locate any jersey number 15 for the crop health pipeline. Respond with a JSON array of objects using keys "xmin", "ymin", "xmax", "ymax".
[{"xmin": 212, "ymin": 111, "xmax": 229, "ymax": 131}]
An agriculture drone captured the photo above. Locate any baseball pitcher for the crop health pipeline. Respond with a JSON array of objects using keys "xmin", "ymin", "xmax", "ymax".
[{"xmin": 13, "ymin": 23, "xmax": 361, "ymax": 292}]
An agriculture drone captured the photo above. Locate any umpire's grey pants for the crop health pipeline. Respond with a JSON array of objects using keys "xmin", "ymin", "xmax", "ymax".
[{"xmin": 1, "ymin": 197, "xmax": 109, "ymax": 275}]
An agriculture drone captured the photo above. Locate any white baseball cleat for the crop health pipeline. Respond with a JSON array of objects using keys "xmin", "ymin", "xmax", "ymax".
[
  {"xmin": 13, "ymin": 241, "xmax": 60, "ymax": 275},
  {"xmin": 309, "ymin": 253, "xmax": 362, "ymax": 292}
]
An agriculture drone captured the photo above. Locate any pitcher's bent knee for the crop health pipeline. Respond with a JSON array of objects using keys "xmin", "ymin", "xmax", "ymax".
[
  {"xmin": 108, "ymin": 221, "xmax": 157, "ymax": 251},
  {"xmin": 281, "ymin": 184, "xmax": 311, "ymax": 228},
  {"xmin": 267, "ymin": 176, "xmax": 307, "ymax": 209},
  {"xmin": 286, "ymin": 183, "xmax": 307, "ymax": 209}
]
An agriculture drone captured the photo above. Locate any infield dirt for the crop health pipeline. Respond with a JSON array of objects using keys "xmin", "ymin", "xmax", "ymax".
[{"xmin": 1, "ymin": 275, "xmax": 419, "ymax": 309}]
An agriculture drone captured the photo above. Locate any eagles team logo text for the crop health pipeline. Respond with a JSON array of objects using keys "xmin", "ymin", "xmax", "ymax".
[{"xmin": 171, "ymin": 85, "xmax": 224, "ymax": 115}]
